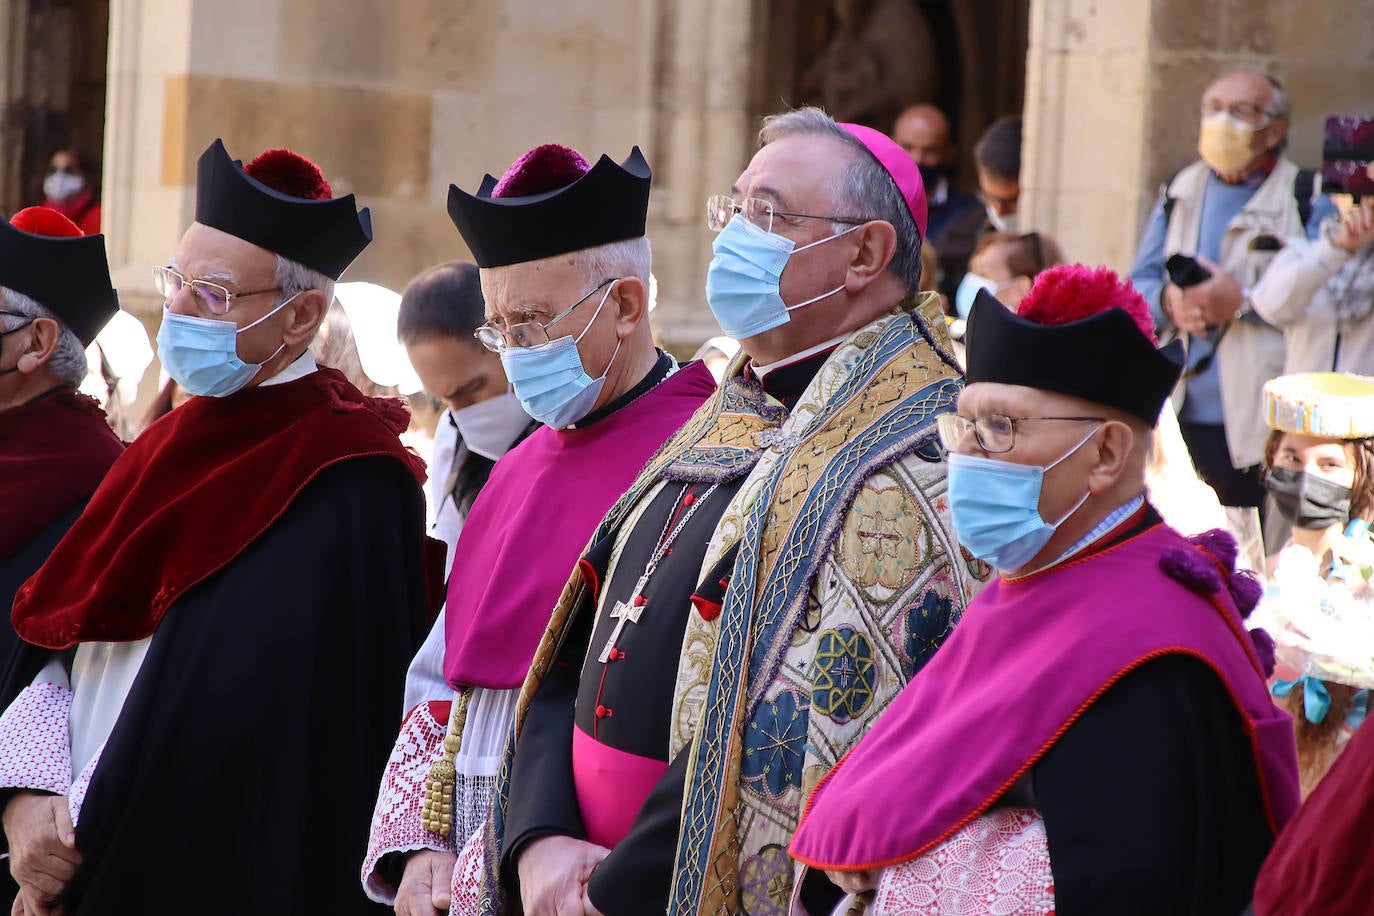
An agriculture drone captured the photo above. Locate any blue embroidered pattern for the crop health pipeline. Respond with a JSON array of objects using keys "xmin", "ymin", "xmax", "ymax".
[{"xmin": 740, "ymin": 689, "xmax": 808, "ymax": 799}]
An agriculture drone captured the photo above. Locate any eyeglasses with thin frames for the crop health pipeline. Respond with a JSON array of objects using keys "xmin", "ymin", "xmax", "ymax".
[
  {"xmin": 474, "ymin": 278, "xmax": 616, "ymax": 352},
  {"xmin": 153, "ymin": 266, "xmax": 284, "ymax": 316},
  {"xmin": 936, "ymin": 413, "xmax": 1105, "ymax": 454},
  {"xmin": 706, "ymin": 195, "xmax": 873, "ymax": 234},
  {"xmin": 1200, "ymin": 100, "xmax": 1278, "ymax": 125}
]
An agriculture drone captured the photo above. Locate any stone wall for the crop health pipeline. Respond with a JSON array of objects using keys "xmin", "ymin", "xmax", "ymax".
[
  {"xmin": 102, "ymin": 0, "xmax": 755, "ymax": 355},
  {"xmin": 102, "ymin": 0, "xmax": 1374, "ymax": 358},
  {"xmin": 1022, "ymin": 0, "xmax": 1374, "ymax": 276}
]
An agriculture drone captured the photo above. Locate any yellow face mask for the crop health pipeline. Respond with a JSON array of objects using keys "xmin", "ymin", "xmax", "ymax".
[{"xmin": 1199, "ymin": 112, "xmax": 1260, "ymax": 175}]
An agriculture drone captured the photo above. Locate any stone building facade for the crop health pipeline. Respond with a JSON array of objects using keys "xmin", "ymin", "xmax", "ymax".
[{"xmin": 2, "ymin": 0, "xmax": 1372, "ymax": 388}]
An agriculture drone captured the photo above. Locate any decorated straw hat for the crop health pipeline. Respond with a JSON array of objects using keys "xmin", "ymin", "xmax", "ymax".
[{"xmin": 1263, "ymin": 372, "xmax": 1374, "ymax": 439}]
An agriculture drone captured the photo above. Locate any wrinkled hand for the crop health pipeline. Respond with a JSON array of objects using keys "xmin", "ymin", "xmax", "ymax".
[
  {"xmin": 1333, "ymin": 198, "xmax": 1374, "ymax": 254},
  {"xmin": 395, "ymin": 848, "xmax": 458, "ymax": 916},
  {"xmin": 517, "ymin": 835, "xmax": 610, "ymax": 916},
  {"xmin": 1162, "ymin": 283, "xmax": 1206, "ymax": 336},
  {"xmin": 579, "ymin": 886, "xmax": 604, "ymax": 916},
  {"xmin": 12, "ymin": 887, "xmax": 66, "ymax": 916},
  {"xmin": 1182, "ymin": 257, "xmax": 1244, "ymax": 328},
  {"xmin": 2, "ymin": 793, "xmax": 79, "ymax": 909},
  {"xmin": 826, "ymin": 868, "xmax": 881, "ymax": 895}
]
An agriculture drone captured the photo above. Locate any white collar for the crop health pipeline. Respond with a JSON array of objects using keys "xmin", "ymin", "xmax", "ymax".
[
  {"xmin": 749, "ymin": 334, "xmax": 849, "ymax": 381},
  {"xmin": 929, "ymin": 175, "xmax": 950, "ymax": 207},
  {"xmin": 260, "ymin": 350, "xmax": 318, "ymax": 387}
]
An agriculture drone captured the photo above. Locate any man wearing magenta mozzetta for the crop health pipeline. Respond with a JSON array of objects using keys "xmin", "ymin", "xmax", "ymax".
[{"xmin": 790, "ymin": 266, "xmax": 1301, "ymax": 915}]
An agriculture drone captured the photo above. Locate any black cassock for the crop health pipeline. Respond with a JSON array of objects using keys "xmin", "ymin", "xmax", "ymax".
[
  {"xmin": 0, "ymin": 502, "xmax": 85, "ymax": 667},
  {"xmin": 502, "ymin": 353, "xmax": 846, "ymax": 916},
  {"xmin": 1027, "ymin": 651, "xmax": 1274, "ymax": 915},
  {"xmin": 0, "ymin": 456, "xmax": 429, "ymax": 915},
  {"xmin": 1016, "ymin": 511, "xmax": 1276, "ymax": 916}
]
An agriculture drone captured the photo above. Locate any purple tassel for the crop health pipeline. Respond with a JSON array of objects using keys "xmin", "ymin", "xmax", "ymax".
[
  {"xmin": 1228, "ymin": 570, "xmax": 1264, "ymax": 620},
  {"xmin": 1160, "ymin": 545, "xmax": 1224, "ymax": 595},
  {"xmin": 1250, "ymin": 627, "xmax": 1277, "ymax": 678},
  {"xmin": 1188, "ymin": 528, "xmax": 1239, "ymax": 572}
]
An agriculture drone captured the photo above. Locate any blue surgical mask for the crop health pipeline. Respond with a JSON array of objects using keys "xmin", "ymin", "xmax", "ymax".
[
  {"xmin": 704, "ymin": 216, "xmax": 860, "ymax": 339},
  {"xmin": 499, "ymin": 281, "xmax": 620, "ymax": 428},
  {"xmin": 155, "ymin": 292, "xmax": 299, "ymax": 397},
  {"xmin": 954, "ymin": 272, "xmax": 999, "ymax": 319},
  {"xmin": 946, "ymin": 425, "xmax": 1100, "ymax": 572}
]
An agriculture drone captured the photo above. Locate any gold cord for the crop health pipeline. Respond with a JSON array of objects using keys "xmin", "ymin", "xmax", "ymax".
[{"xmin": 420, "ymin": 686, "xmax": 471, "ymax": 836}]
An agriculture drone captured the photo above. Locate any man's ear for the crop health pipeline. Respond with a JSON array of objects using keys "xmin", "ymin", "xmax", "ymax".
[
  {"xmin": 280, "ymin": 290, "xmax": 329, "ymax": 347},
  {"xmin": 1086, "ymin": 420, "xmax": 1134, "ymax": 494},
  {"xmin": 1262, "ymin": 117, "xmax": 1288, "ymax": 153},
  {"xmin": 845, "ymin": 221, "xmax": 898, "ymax": 292},
  {"xmin": 610, "ymin": 277, "xmax": 648, "ymax": 338},
  {"xmin": 15, "ymin": 317, "xmax": 61, "ymax": 373}
]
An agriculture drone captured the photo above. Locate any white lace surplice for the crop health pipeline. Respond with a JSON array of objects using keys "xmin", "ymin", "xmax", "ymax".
[
  {"xmin": 362, "ymin": 683, "xmax": 519, "ymax": 904},
  {"xmin": 865, "ymin": 808, "xmax": 1055, "ymax": 916}
]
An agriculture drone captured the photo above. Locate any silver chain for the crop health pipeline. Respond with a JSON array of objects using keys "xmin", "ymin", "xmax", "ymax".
[{"xmin": 637, "ymin": 481, "xmax": 722, "ymax": 588}]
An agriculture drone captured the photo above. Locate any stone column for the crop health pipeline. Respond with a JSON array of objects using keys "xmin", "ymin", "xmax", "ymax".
[
  {"xmin": 649, "ymin": 0, "xmax": 754, "ymax": 349},
  {"xmin": 0, "ymin": 0, "xmax": 33, "ymax": 214},
  {"xmin": 1020, "ymin": 0, "xmax": 1154, "ymax": 276}
]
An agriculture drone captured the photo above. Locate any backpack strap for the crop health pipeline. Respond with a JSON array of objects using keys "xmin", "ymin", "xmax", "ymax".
[
  {"xmin": 1161, "ymin": 169, "xmax": 1183, "ymax": 225},
  {"xmin": 1293, "ymin": 168, "xmax": 1316, "ymax": 229}
]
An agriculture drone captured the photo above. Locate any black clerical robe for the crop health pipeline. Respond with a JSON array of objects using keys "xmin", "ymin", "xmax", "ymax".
[
  {"xmin": 502, "ymin": 351, "xmax": 831, "ymax": 915},
  {"xmin": 2, "ymin": 457, "xmax": 428, "ymax": 915},
  {"xmin": 0, "ymin": 388, "xmax": 123, "ymax": 668}
]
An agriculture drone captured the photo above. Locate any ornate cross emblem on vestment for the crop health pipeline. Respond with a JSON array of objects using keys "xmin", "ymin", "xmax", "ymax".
[{"xmin": 598, "ymin": 574, "xmax": 649, "ymax": 664}]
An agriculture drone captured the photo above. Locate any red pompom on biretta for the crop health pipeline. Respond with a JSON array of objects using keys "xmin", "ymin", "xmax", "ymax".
[
  {"xmin": 11, "ymin": 206, "xmax": 84, "ymax": 238},
  {"xmin": 491, "ymin": 144, "xmax": 591, "ymax": 199},
  {"xmin": 244, "ymin": 149, "xmax": 333, "ymax": 200},
  {"xmin": 1016, "ymin": 264, "xmax": 1156, "ymax": 344}
]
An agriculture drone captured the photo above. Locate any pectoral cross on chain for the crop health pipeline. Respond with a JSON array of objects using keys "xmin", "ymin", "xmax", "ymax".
[{"xmin": 598, "ymin": 574, "xmax": 649, "ymax": 664}]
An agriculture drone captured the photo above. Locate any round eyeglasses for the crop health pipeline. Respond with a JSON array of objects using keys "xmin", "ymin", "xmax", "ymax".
[
  {"xmin": 153, "ymin": 266, "xmax": 284, "ymax": 316},
  {"xmin": 705, "ymin": 195, "xmax": 873, "ymax": 234},
  {"xmin": 474, "ymin": 278, "xmax": 616, "ymax": 352},
  {"xmin": 936, "ymin": 413, "xmax": 1106, "ymax": 454}
]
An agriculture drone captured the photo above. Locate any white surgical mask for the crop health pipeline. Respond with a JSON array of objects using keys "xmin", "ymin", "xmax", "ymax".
[
  {"xmin": 452, "ymin": 391, "xmax": 532, "ymax": 460},
  {"xmin": 986, "ymin": 207, "xmax": 1019, "ymax": 234},
  {"xmin": 43, "ymin": 171, "xmax": 85, "ymax": 202}
]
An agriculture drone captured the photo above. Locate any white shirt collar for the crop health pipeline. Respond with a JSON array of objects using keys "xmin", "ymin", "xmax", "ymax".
[
  {"xmin": 259, "ymin": 350, "xmax": 318, "ymax": 387},
  {"xmin": 750, "ymin": 334, "xmax": 849, "ymax": 381},
  {"xmin": 929, "ymin": 175, "xmax": 950, "ymax": 207}
]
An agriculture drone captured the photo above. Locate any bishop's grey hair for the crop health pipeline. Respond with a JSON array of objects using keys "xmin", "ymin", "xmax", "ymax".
[
  {"xmin": 0, "ymin": 287, "xmax": 88, "ymax": 387},
  {"xmin": 758, "ymin": 106, "xmax": 923, "ymax": 294},
  {"xmin": 577, "ymin": 236, "xmax": 652, "ymax": 291},
  {"xmin": 274, "ymin": 255, "xmax": 334, "ymax": 308}
]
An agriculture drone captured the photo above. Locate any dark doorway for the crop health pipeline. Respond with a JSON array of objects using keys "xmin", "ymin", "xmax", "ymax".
[
  {"xmin": 747, "ymin": 0, "xmax": 1029, "ymax": 193},
  {"xmin": 0, "ymin": 0, "xmax": 110, "ymax": 218}
]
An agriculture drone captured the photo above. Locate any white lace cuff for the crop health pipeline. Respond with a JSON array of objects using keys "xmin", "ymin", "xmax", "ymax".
[
  {"xmin": 872, "ymin": 808, "xmax": 1055, "ymax": 915},
  {"xmin": 361, "ymin": 700, "xmax": 456, "ymax": 904},
  {"xmin": 449, "ymin": 826, "xmax": 486, "ymax": 916}
]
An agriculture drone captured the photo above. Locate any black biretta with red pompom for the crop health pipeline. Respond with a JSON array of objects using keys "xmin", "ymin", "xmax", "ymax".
[
  {"xmin": 0, "ymin": 207, "xmax": 117, "ymax": 347},
  {"xmin": 447, "ymin": 145, "xmax": 651, "ymax": 268},
  {"xmin": 194, "ymin": 138, "xmax": 372, "ymax": 279},
  {"xmin": 964, "ymin": 264, "xmax": 1185, "ymax": 426}
]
